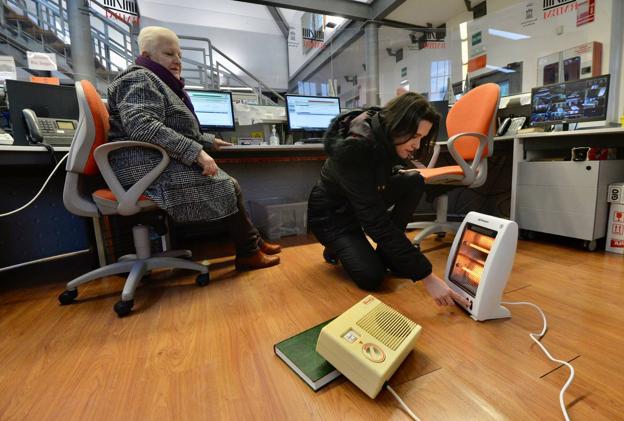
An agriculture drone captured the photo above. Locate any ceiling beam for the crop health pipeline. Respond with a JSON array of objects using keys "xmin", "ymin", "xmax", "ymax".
[
  {"xmin": 267, "ymin": 6, "xmax": 289, "ymax": 38},
  {"xmin": 232, "ymin": 0, "xmax": 370, "ymax": 21},
  {"xmin": 371, "ymin": 0, "xmax": 408, "ymax": 20}
]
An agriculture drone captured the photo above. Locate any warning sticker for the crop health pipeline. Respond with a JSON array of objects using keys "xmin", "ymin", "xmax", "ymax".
[{"xmin": 611, "ymin": 239, "xmax": 624, "ymax": 248}]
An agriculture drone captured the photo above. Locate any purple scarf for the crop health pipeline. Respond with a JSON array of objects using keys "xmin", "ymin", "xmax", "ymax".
[{"xmin": 135, "ymin": 55, "xmax": 199, "ymax": 123}]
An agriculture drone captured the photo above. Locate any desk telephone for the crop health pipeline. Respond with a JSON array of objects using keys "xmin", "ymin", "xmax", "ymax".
[
  {"xmin": 497, "ymin": 116, "xmax": 526, "ymax": 137},
  {"xmin": 22, "ymin": 108, "xmax": 77, "ymax": 146}
]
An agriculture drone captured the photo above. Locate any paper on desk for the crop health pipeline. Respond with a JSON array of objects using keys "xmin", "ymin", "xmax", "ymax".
[{"xmin": 520, "ymin": 94, "xmax": 531, "ymax": 106}]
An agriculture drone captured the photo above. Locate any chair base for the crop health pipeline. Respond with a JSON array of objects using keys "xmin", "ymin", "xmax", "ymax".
[
  {"xmin": 411, "ymin": 221, "xmax": 460, "ymax": 245},
  {"xmin": 58, "ymin": 224, "xmax": 208, "ymax": 317},
  {"xmin": 59, "ymin": 252, "xmax": 208, "ymax": 312},
  {"xmin": 406, "ymin": 194, "xmax": 460, "ymax": 245}
]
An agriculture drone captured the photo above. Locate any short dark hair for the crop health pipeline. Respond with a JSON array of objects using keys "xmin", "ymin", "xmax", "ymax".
[{"xmin": 379, "ymin": 92, "xmax": 440, "ymax": 159}]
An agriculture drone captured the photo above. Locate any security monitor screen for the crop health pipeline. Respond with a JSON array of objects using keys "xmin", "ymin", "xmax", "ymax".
[
  {"xmin": 449, "ymin": 223, "xmax": 497, "ymax": 297},
  {"xmin": 186, "ymin": 89, "xmax": 235, "ymax": 130},
  {"xmin": 529, "ymin": 74, "xmax": 609, "ymax": 126},
  {"xmin": 286, "ymin": 95, "xmax": 341, "ymax": 131}
]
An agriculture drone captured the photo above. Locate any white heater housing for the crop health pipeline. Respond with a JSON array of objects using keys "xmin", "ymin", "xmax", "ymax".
[
  {"xmin": 316, "ymin": 295, "xmax": 422, "ymax": 398},
  {"xmin": 445, "ymin": 211, "xmax": 518, "ymax": 321}
]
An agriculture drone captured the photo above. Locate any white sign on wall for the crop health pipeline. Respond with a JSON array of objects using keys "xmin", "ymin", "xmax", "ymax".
[
  {"xmin": 26, "ymin": 51, "xmax": 58, "ymax": 71},
  {"xmin": 0, "ymin": 56, "xmax": 17, "ymax": 82}
]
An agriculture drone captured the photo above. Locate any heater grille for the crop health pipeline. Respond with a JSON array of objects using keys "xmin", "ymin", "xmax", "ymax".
[{"xmin": 356, "ymin": 303, "xmax": 416, "ymax": 351}]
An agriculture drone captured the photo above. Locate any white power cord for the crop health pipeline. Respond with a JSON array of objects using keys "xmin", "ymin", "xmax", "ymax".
[
  {"xmin": 501, "ymin": 301, "xmax": 575, "ymax": 421},
  {"xmin": 0, "ymin": 153, "xmax": 68, "ymax": 218},
  {"xmin": 387, "ymin": 384, "xmax": 422, "ymax": 421}
]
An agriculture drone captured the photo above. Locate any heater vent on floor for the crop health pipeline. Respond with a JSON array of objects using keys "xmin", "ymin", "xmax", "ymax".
[{"xmin": 356, "ymin": 302, "xmax": 416, "ymax": 351}]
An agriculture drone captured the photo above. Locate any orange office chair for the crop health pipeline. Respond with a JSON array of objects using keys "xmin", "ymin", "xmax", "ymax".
[
  {"xmin": 58, "ymin": 80, "xmax": 208, "ymax": 317},
  {"xmin": 407, "ymin": 83, "xmax": 501, "ymax": 245}
]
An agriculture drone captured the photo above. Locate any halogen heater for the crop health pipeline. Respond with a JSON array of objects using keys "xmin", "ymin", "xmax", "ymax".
[
  {"xmin": 445, "ymin": 211, "xmax": 518, "ymax": 321},
  {"xmin": 316, "ymin": 295, "xmax": 422, "ymax": 398}
]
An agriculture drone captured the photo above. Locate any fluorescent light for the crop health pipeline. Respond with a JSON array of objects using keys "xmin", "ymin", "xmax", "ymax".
[
  {"xmin": 459, "ymin": 22, "xmax": 468, "ymax": 40},
  {"xmin": 220, "ymin": 86, "xmax": 254, "ymax": 92},
  {"xmin": 485, "ymin": 65, "xmax": 516, "ymax": 73},
  {"xmin": 400, "ymin": 79, "xmax": 409, "ymax": 85},
  {"xmin": 487, "ymin": 28, "xmax": 530, "ymax": 40}
]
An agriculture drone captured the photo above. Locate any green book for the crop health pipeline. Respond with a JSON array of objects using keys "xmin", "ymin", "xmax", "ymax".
[{"xmin": 274, "ymin": 319, "xmax": 341, "ymax": 391}]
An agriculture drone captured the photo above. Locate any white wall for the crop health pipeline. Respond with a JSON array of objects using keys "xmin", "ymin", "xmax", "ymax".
[{"xmin": 299, "ymin": 0, "xmax": 616, "ymax": 114}]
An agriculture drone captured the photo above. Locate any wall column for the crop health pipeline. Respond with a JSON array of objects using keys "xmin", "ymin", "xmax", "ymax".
[
  {"xmin": 364, "ymin": 22, "xmax": 380, "ymax": 106},
  {"xmin": 67, "ymin": 0, "xmax": 97, "ymax": 84}
]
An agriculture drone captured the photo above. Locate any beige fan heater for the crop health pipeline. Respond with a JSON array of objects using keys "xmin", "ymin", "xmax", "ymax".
[{"xmin": 316, "ymin": 295, "xmax": 422, "ymax": 398}]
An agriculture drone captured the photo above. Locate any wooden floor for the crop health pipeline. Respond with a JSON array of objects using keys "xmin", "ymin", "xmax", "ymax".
[{"xmin": 1, "ymin": 232, "xmax": 623, "ymax": 420}]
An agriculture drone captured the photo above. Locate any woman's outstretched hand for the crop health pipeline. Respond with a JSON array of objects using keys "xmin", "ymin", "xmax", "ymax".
[
  {"xmin": 196, "ymin": 150, "xmax": 218, "ymax": 176},
  {"xmin": 422, "ymin": 273, "xmax": 462, "ymax": 307},
  {"xmin": 212, "ymin": 138, "xmax": 233, "ymax": 150}
]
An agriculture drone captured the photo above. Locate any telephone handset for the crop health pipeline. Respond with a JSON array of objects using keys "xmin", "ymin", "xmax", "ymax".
[
  {"xmin": 22, "ymin": 108, "xmax": 77, "ymax": 146},
  {"xmin": 497, "ymin": 116, "xmax": 526, "ymax": 137}
]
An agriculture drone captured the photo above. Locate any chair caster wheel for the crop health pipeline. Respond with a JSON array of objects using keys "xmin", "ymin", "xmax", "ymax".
[
  {"xmin": 114, "ymin": 299, "xmax": 134, "ymax": 317},
  {"xmin": 323, "ymin": 248, "xmax": 338, "ymax": 265},
  {"xmin": 58, "ymin": 289, "xmax": 78, "ymax": 305},
  {"xmin": 196, "ymin": 272, "xmax": 210, "ymax": 286}
]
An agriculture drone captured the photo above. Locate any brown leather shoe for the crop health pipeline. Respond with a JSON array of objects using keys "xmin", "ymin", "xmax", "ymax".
[
  {"xmin": 260, "ymin": 240, "xmax": 282, "ymax": 255},
  {"xmin": 235, "ymin": 250, "xmax": 280, "ymax": 271}
]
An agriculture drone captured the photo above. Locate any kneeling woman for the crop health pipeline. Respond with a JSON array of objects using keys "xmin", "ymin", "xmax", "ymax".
[
  {"xmin": 107, "ymin": 26, "xmax": 280, "ymax": 270},
  {"xmin": 308, "ymin": 93, "xmax": 459, "ymax": 306}
]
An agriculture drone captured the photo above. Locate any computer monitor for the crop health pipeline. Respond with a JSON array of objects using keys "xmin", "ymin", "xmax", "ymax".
[
  {"xmin": 429, "ymin": 100, "xmax": 449, "ymax": 142},
  {"xmin": 286, "ymin": 95, "xmax": 341, "ymax": 132},
  {"xmin": 185, "ymin": 89, "xmax": 235, "ymax": 131},
  {"xmin": 529, "ymin": 74, "xmax": 610, "ymax": 127},
  {"xmin": 5, "ymin": 80, "xmax": 79, "ymax": 145}
]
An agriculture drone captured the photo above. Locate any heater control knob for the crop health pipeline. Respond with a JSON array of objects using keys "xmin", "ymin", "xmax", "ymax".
[{"xmin": 362, "ymin": 343, "xmax": 385, "ymax": 363}]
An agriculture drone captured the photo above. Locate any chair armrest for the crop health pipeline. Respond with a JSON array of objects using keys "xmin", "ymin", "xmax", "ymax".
[
  {"xmin": 426, "ymin": 142, "xmax": 447, "ymax": 168},
  {"xmin": 445, "ymin": 132, "xmax": 489, "ymax": 185},
  {"xmin": 94, "ymin": 141, "xmax": 170, "ymax": 215}
]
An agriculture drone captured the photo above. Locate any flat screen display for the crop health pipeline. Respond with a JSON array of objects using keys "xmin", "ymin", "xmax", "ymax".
[
  {"xmin": 286, "ymin": 95, "xmax": 341, "ymax": 131},
  {"xmin": 429, "ymin": 100, "xmax": 449, "ymax": 142},
  {"xmin": 186, "ymin": 89, "xmax": 235, "ymax": 130},
  {"xmin": 449, "ymin": 223, "xmax": 497, "ymax": 297},
  {"xmin": 529, "ymin": 74, "xmax": 610, "ymax": 126}
]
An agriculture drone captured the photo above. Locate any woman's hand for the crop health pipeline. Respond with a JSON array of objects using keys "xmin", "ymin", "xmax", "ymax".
[
  {"xmin": 212, "ymin": 138, "xmax": 233, "ymax": 150},
  {"xmin": 196, "ymin": 150, "xmax": 218, "ymax": 176},
  {"xmin": 422, "ymin": 273, "xmax": 462, "ymax": 307}
]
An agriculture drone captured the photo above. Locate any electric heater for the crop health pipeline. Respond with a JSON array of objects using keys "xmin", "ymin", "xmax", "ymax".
[
  {"xmin": 445, "ymin": 212, "xmax": 518, "ymax": 321},
  {"xmin": 316, "ymin": 295, "xmax": 422, "ymax": 398}
]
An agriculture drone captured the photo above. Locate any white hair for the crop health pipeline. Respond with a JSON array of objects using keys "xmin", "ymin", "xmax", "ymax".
[{"xmin": 138, "ymin": 26, "xmax": 179, "ymax": 55}]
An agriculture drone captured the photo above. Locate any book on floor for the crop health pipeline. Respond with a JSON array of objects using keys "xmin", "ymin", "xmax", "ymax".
[{"xmin": 274, "ymin": 318, "xmax": 341, "ymax": 391}]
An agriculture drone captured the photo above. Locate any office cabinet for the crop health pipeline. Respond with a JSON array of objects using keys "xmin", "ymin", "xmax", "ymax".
[{"xmin": 516, "ymin": 160, "xmax": 624, "ymax": 243}]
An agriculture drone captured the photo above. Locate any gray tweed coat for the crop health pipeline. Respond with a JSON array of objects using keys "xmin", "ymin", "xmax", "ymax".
[{"xmin": 107, "ymin": 65, "xmax": 238, "ymax": 223}]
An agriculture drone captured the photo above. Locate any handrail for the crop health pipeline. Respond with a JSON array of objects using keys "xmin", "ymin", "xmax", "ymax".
[{"xmin": 211, "ymin": 43, "xmax": 284, "ymax": 102}]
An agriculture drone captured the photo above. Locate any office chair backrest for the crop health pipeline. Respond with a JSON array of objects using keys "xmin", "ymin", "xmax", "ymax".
[
  {"xmin": 66, "ymin": 80, "xmax": 109, "ymax": 177},
  {"xmin": 446, "ymin": 83, "xmax": 500, "ymax": 160},
  {"xmin": 63, "ymin": 80, "xmax": 109, "ymax": 217}
]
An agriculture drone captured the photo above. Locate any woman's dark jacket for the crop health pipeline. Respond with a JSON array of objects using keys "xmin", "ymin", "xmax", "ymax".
[{"xmin": 307, "ymin": 109, "xmax": 432, "ymax": 281}]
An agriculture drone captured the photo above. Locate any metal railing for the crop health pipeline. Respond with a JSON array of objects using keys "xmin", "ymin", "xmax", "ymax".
[{"xmin": 2, "ymin": 0, "xmax": 284, "ymax": 103}]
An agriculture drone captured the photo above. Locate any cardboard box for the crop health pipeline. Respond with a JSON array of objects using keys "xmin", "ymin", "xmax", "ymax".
[
  {"xmin": 608, "ymin": 182, "xmax": 624, "ymax": 204},
  {"xmin": 606, "ymin": 202, "xmax": 624, "ymax": 254}
]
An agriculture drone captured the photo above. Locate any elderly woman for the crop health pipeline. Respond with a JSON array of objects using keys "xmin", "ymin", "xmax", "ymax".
[{"xmin": 107, "ymin": 26, "xmax": 280, "ymax": 270}]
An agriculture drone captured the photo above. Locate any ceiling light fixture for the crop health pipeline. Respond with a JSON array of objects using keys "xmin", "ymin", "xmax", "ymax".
[{"xmin": 487, "ymin": 28, "xmax": 530, "ymax": 40}]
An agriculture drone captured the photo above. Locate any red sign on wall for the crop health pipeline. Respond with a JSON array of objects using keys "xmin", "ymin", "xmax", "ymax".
[{"xmin": 577, "ymin": 0, "xmax": 595, "ymax": 26}]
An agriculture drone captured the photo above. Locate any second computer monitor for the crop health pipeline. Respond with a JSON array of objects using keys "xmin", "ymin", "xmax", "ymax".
[
  {"xmin": 286, "ymin": 95, "xmax": 341, "ymax": 132},
  {"xmin": 529, "ymin": 74, "xmax": 610, "ymax": 127},
  {"xmin": 186, "ymin": 89, "xmax": 235, "ymax": 131}
]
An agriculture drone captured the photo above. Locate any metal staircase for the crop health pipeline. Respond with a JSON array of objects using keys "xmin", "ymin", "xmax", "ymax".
[{"xmin": 0, "ymin": 0, "xmax": 283, "ymax": 104}]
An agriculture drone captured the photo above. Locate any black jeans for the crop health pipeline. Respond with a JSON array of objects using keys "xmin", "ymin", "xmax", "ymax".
[
  {"xmin": 325, "ymin": 171, "xmax": 425, "ymax": 291},
  {"xmin": 224, "ymin": 179, "xmax": 261, "ymax": 257}
]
